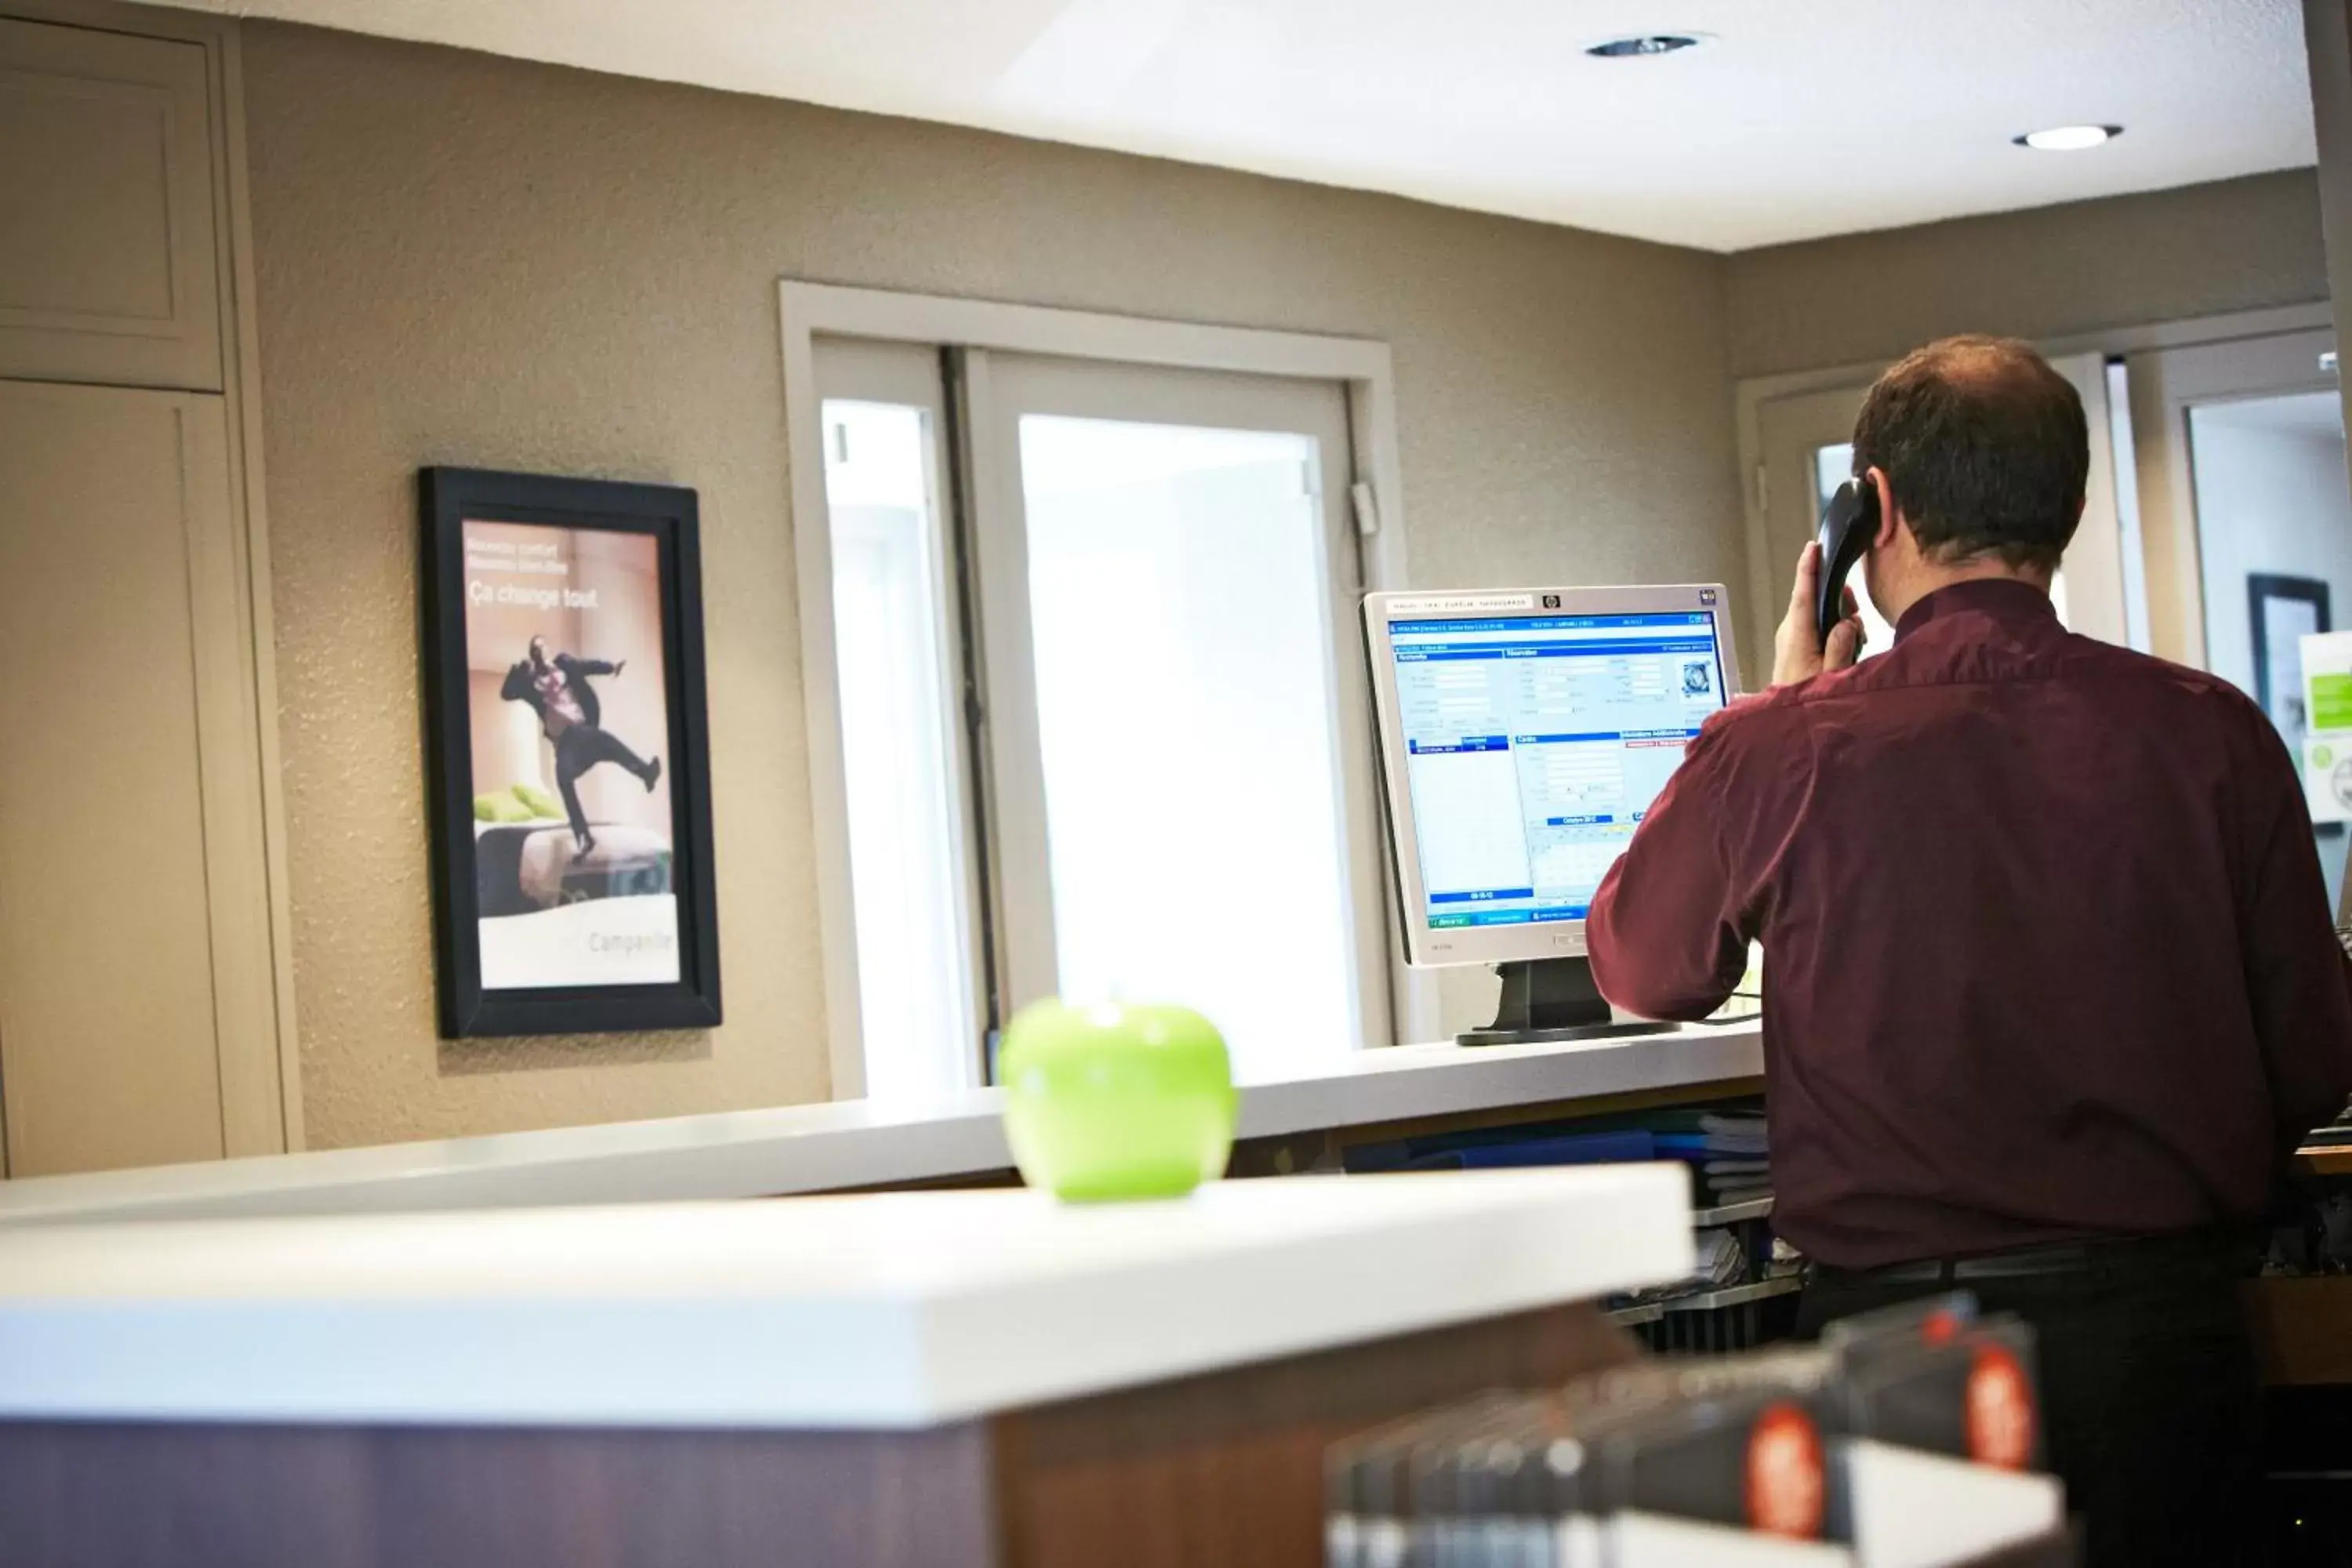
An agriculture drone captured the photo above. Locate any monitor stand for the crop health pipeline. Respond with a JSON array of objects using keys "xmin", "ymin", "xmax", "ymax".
[{"xmin": 1455, "ymin": 957, "xmax": 1677, "ymax": 1047}]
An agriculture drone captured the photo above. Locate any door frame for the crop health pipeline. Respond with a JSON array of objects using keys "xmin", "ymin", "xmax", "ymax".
[
  {"xmin": 1746, "ymin": 381, "xmax": 1875, "ymax": 668},
  {"xmin": 1747, "ymin": 355, "xmax": 2136, "ymax": 656},
  {"xmin": 1733, "ymin": 304, "xmax": 2334, "ymax": 681},
  {"xmin": 803, "ymin": 340, "xmax": 989, "ymax": 1104},
  {"xmin": 2126, "ymin": 328, "xmax": 2345, "ymax": 667},
  {"xmin": 779, "ymin": 282, "xmax": 1427, "ymax": 1097}
]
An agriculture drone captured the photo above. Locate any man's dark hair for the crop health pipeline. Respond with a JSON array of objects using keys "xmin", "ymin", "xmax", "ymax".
[{"xmin": 1851, "ymin": 335, "xmax": 2088, "ymax": 572}]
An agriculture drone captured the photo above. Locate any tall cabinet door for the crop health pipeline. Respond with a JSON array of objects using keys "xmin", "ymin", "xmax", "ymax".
[
  {"xmin": 0, "ymin": 17, "xmax": 223, "ymax": 391},
  {"xmin": 0, "ymin": 379, "xmax": 280, "ymax": 1174}
]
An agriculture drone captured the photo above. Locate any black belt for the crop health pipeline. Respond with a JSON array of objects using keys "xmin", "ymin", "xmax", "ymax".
[{"xmin": 1815, "ymin": 1229, "xmax": 2260, "ymax": 1289}]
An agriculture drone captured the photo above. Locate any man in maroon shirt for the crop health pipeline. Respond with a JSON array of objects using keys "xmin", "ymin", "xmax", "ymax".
[{"xmin": 1588, "ymin": 336, "xmax": 2352, "ymax": 1565}]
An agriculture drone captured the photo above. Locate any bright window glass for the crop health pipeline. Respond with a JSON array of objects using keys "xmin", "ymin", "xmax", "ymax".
[
  {"xmin": 1015, "ymin": 415, "xmax": 1357, "ymax": 1080},
  {"xmin": 822, "ymin": 400, "xmax": 975, "ymax": 1101},
  {"xmin": 2105, "ymin": 359, "xmax": 2154, "ymax": 652}
]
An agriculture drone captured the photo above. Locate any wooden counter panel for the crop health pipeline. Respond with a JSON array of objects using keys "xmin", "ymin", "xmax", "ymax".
[
  {"xmin": 2246, "ymin": 1276, "xmax": 2352, "ymax": 1386},
  {"xmin": 0, "ymin": 1421, "xmax": 996, "ymax": 1568},
  {"xmin": 0, "ymin": 1301, "xmax": 1635, "ymax": 1568},
  {"xmin": 995, "ymin": 1299, "xmax": 1638, "ymax": 1568}
]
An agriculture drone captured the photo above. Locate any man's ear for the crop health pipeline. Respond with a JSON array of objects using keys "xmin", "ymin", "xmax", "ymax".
[{"xmin": 1866, "ymin": 466, "xmax": 1900, "ymax": 550}]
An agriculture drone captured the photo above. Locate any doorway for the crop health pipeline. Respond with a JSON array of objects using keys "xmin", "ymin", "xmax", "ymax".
[
  {"xmin": 1747, "ymin": 351, "xmax": 2136, "ymax": 678},
  {"xmin": 2129, "ymin": 328, "xmax": 2352, "ymax": 910}
]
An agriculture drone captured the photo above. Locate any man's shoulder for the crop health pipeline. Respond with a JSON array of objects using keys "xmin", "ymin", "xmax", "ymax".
[
  {"xmin": 2049, "ymin": 634, "xmax": 2277, "ymax": 733},
  {"xmin": 2100, "ymin": 641, "xmax": 2253, "ymax": 699},
  {"xmin": 1729, "ymin": 633, "xmax": 2275, "ymax": 746},
  {"xmin": 1690, "ymin": 685, "xmax": 1811, "ymax": 751},
  {"xmin": 1704, "ymin": 680, "xmax": 1815, "ymax": 728}
]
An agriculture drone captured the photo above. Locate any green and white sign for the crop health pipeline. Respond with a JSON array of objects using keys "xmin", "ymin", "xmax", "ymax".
[{"xmin": 2303, "ymin": 630, "xmax": 2352, "ymax": 823}]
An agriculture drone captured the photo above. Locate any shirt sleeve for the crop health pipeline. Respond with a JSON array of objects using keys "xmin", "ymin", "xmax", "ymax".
[
  {"xmin": 1585, "ymin": 711, "xmax": 1766, "ymax": 1022},
  {"xmin": 2239, "ymin": 722, "xmax": 2352, "ymax": 1148}
]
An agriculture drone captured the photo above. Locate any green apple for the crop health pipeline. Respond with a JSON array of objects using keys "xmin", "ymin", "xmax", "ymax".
[{"xmin": 998, "ymin": 999, "xmax": 1238, "ymax": 1202}]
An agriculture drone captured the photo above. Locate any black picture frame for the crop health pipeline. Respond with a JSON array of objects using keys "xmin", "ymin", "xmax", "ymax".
[
  {"xmin": 2249, "ymin": 572, "xmax": 2332, "ymax": 725},
  {"xmin": 419, "ymin": 467, "xmax": 721, "ymax": 1038}
]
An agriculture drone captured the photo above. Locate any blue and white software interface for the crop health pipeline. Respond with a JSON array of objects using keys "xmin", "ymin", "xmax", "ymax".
[{"xmin": 1390, "ymin": 610, "xmax": 1730, "ymax": 929}]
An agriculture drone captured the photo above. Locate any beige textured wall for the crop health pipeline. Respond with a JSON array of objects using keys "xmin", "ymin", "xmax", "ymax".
[
  {"xmin": 1725, "ymin": 170, "xmax": 2329, "ymax": 379},
  {"xmin": 238, "ymin": 22, "xmax": 1746, "ymax": 1149}
]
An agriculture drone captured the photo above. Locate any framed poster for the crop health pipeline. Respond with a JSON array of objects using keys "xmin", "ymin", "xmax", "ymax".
[
  {"xmin": 420, "ymin": 467, "xmax": 721, "ymax": 1037},
  {"xmin": 2250, "ymin": 572, "xmax": 2332, "ymax": 750}
]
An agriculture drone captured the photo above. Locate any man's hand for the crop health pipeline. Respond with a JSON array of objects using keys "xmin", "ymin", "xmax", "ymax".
[{"xmin": 1771, "ymin": 541, "xmax": 1865, "ymax": 688}]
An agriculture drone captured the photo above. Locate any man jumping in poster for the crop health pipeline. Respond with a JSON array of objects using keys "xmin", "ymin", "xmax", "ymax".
[{"xmin": 500, "ymin": 634, "xmax": 662, "ymax": 855}]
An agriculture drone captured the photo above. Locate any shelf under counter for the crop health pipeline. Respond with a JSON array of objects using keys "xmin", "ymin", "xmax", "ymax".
[{"xmin": 1690, "ymin": 1193, "xmax": 1774, "ymax": 1227}]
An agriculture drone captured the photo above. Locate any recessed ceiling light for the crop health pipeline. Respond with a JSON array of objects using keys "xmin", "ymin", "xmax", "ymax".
[
  {"xmin": 2014, "ymin": 124, "xmax": 2122, "ymax": 152},
  {"xmin": 1585, "ymin": 33, "xmax": 1708, "ymax": 60}
]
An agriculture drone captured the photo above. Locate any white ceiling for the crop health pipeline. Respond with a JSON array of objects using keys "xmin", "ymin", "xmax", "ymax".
[{"xmin": 182, "ymin": 0, "xmax": 2318, "ymax": 251}]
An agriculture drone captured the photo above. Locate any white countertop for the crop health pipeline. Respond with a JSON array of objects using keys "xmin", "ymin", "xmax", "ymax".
[
  {"xmin": 0, "ymin": 1021, "xmax": 1761, "ymax": 1227},
  {"xmin": 0, "ymin": 1167, "xmax": 1695, "ymax": 1428}
]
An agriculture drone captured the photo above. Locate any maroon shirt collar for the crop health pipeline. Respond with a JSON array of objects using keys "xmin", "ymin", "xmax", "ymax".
[{"xmin": 1893, "ymin": 578, "xmax": 2058, "ymax": 644}]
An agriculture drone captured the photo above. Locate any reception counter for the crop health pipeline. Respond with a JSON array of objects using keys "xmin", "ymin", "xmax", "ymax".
[
  {"xmin": 0, "ymin": 1019, "xmax": 1762, "ymax": 1226},
  {"xmin": 0, "ymin": 1167, "xmax": 1692, "ymax": 1566}
]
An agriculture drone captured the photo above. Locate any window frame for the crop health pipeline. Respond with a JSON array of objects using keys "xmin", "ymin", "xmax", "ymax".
[
  {"xmin": 779, "ymin": 281, "xmax": 1429, "ymax": 1098},
  {"xmin": 808, "ymin": 343, "xmax": 989, "ymax": 1103},
  {"xmin": 968, "ymin": 350, "xmax": 1384, "ymax": 1080}
]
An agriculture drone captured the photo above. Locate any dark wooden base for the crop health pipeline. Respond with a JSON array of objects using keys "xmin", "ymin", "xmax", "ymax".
[
  {"xmin": 0, "ymin": 1301, "xmax": 1636, "ymax": 1568},
  {"xmin": 2246, "ymin": 1276, "xmax": 2352, "ymax": 1385},
  {"xmin": 996, "ymin": 1298, "xmax": 1637, "ymax": 1568},
  {"xmin": 0, "ymin": 1420, "xmax": 994, "ymax": 1567}
]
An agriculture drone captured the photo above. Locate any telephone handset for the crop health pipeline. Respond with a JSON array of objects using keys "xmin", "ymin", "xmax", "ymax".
[{"xmin": 1815, "ymin": 477, "xmax": 1878, "ymax": 648}]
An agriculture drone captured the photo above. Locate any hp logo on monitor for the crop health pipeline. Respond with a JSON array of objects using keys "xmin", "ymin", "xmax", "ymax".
[{"xmin": 1541, "ymin": 593, "xmax": 1562, "ymax": 608}]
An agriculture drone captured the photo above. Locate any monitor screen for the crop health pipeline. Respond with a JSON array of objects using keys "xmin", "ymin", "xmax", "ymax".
[{"xmin": 1376, "ymin": 593, "xmax": 1733, "ymax": 950}]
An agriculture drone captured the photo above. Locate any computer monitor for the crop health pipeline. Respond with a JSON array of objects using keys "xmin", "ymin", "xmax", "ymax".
[{"xmin": 1363, "ymin": 584, "xmax": 1740, "ymax": 1011}]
